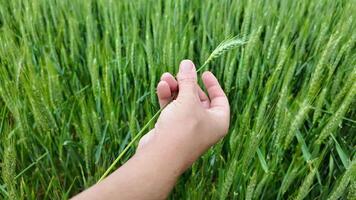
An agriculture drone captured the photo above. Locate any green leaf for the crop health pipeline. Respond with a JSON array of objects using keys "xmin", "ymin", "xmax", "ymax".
[
  {"xmin": 296, "ymin": 131, "xmax": 311, "ymax": 162},
  {"xmin": 331, "ymin": 134, "xmax": 350, "ymax": 169},
  {"xmin": 256, "ymin": 148, "xmax": 269, "ymax": 173}
]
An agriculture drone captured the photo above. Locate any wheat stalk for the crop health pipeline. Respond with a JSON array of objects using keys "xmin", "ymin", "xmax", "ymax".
[
  {"xmin": 245, "ymin": 171, "xmax": 258, "ymax": 200},
  {"xmin": 98, "ymin": 37, "xmax": 246, "ymax": 182},
  {"xmin": 295, "ymin": 168, "xmax": 317, "ymax": 200},
  {"xmin": 219, "ymin": 159, "xmax": 238, "ymax": 200},
  {"xmin": 327, "ymin": 160, "xmax": 355, "ymax": 200}
]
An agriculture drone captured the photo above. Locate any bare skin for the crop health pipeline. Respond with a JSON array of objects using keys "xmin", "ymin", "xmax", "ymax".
[{"xmin": 72, "ymin": 60, "xmax": 230, "ymax": 200}]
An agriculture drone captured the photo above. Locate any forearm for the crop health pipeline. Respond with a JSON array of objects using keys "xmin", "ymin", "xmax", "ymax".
[{"xmin": 72, "ymin": 132, "xmax": 186, "ymax": 200}]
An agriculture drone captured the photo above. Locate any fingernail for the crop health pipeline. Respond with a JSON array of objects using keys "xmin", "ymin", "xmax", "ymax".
[{"xmin": 180, "ymin": 60, "xmax": 194, "ymax": 73}]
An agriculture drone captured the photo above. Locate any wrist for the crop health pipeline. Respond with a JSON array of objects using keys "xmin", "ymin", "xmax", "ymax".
[
  {"xmin": 133, "ymin": 146, "xmax": 184, "ymax": 178},
  {"xmin": 135, "ymin": 132, "xmax": 193, "ymax": 175}
]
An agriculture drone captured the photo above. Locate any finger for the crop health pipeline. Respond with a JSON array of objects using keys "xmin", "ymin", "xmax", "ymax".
[
  {"xmin": 198, "ymin": 85, "xmax": 210, "ymax": 108},
  {"xmin": 161, "ymin": 72, "xmax": 178, "ymax": 93},
  {"xmin": 202, "ymin": 71, "xmax": 229, "ymax": 111},
  {"xmin": 157, "ymin": 81, "xmax": 172, "ymax": 108},
  {"xmin": 176, "ymin": 60, "xmax": 198, "ymax": 99}
]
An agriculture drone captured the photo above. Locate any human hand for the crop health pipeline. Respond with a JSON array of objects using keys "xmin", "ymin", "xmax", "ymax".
[
  {"xmin": 72, "ymin": 60, "xmax": 230, "ymax": 200},
  {"xmin": 137, "ymin": 60, "xmax": 230, "ymax": 172}
]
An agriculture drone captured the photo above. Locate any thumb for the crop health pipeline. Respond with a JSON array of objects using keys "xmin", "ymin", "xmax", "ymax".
[{"xmin": 177, "ymin": 60, "xmax": 198, "ymax": 98}]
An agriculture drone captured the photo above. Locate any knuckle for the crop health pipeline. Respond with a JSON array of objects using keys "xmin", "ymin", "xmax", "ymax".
[{"xmin": 177, "ymin": 74, "xmax": 196, "ymax": 83}]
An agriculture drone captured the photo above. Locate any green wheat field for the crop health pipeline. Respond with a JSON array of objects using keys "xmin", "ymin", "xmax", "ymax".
[{"xmin": 0, "ymin": 0, "xmax": 355, "ymax": 199}]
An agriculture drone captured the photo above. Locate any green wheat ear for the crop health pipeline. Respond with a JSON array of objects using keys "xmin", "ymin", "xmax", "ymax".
[
  {"xmin": 197, "ymin": 37, "xmax": 246, "ymax": 72},
  {"xmin": 98, "ymin": 36, "xmax": 246, "ymax": 182}
]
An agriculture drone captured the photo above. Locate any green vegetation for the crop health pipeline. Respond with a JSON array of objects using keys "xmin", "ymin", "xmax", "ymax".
[{"xmin": 0, "ymin": 0, "xmax": 355, "ymax": 199}]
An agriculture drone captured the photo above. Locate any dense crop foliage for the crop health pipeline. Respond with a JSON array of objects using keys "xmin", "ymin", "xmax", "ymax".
[{"xmin": 0, "ymin": 0, "xmax": 355, "ymax": 199}]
